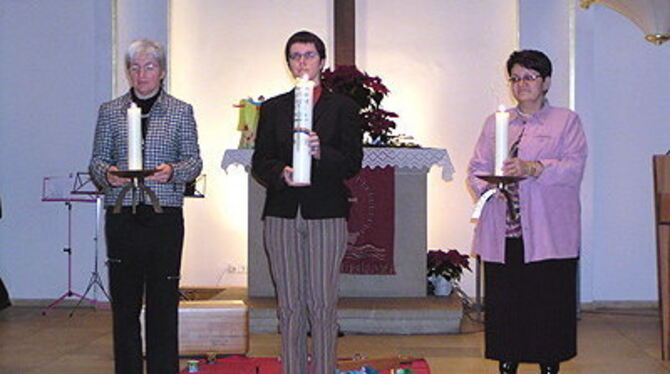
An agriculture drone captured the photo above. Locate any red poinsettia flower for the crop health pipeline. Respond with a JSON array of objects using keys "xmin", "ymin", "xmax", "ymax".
[
  {"xmin": 427, "ymin": 249, "xmax": 471, "ymax": 281},
  {"xmin": 322, "ymin": 65, "xmax": 398, "ymax": 145}
]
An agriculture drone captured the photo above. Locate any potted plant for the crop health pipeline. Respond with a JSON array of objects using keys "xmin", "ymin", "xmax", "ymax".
[
  {"xmin": 427, "ymin": 249, "xmax": 471, "ymax": 296},
  {"xmin": 321, "ymin": 65, "xmax": 404, "ymax": 146}
]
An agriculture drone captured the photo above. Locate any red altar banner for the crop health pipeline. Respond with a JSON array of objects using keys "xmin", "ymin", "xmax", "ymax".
[{"xmin": 341, "ymin": 167, "xmax": 395, "ymax": 275}]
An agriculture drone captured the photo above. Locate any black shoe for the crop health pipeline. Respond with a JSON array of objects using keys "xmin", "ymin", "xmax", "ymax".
[
  {"xmin": 540, "ymin": 362, "xmax": 560, "ymax": 374},
  {"xmin": 499, "ymin": 361, "xmax": 519, "ymax": 374}
]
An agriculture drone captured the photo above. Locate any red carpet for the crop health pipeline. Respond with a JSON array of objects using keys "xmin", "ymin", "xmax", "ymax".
[{"xmin": 180, "ymin": 355, "xmax": 430, "ymax": 373}]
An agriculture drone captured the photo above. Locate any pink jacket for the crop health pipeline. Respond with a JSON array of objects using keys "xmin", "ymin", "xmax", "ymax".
[{"xmin": 467, "ymin": 103, "xmax": 587, "ymax": 263}]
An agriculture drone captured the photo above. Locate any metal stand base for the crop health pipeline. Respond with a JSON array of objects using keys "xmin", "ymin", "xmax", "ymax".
[
  {"xmin": 71, "ymin": 270, "xmax": 110, "ymax": 316},
  {"xmin": 69, "ymin": 196, "xmax": 111, "ymax": 316},
  {"xmin": 110, "ymin": 170, "xmax": 162, "ymax": 214},
  {"xmin": 42, "ymin": 202, "xmax": 108, "ymax": 316}
]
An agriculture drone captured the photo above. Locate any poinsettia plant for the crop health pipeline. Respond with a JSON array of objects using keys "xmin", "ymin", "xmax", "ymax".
[
  {"xmin": 322, "ymin": 65, "xmax": 405, "ymax": 146},
  {"xmin": 427, "ymin": 249, "xmax": 471, "ymax": 282}
]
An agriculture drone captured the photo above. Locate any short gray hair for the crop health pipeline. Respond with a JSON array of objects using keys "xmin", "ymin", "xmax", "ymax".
[{"xmin": 125, "ymin": 39, "xmax": 166, "ymax": 72}]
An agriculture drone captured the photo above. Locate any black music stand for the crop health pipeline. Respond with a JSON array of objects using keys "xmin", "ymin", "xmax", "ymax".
[
  {"xmin": 184, "ymin": 174, "xmax": 206, "ymax": 198},
  {"xmin": 178, "ymin": 174, "xmax": 207, "ymax": 302},
  {"xmin": 41, "ymin": 174, "xmax": 108, "ymax": 316}
]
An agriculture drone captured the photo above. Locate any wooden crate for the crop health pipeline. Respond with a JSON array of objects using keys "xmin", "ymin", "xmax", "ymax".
[
  {"xmin": 142, "ymin": 299, "xmax": 248, "ymax": 355},
  {"xmin": 178, "ymin": 300, "xmax": 248, "ymax": 355}
]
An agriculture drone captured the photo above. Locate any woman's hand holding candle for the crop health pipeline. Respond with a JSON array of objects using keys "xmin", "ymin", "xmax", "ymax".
[
  {"xmin": 308, "ymin": 131, "xmax": 320, "ymax": 159},
  {"xmin": 146, "ymin": 163, "xmax": 173, "ymax": 183},
  {"xmin": 282, "ymin": 166, "xmax": 309, "ymax": 187},
  {"xmin": 106, "ymin": 166, "xmax": 130, "ymax": 187},
  {"xmin": 503, "ymin": 158, "xmax": 544, "ymax": 177}
]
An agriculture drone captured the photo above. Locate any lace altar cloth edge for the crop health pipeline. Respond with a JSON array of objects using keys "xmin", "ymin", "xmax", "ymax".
[{"xmin": 221, "ymin": 148, "xmax": 455, "ymax": 181}]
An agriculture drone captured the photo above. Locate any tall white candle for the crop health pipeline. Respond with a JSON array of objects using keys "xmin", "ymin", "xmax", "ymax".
[
  {"xmin": 292, "ymin": 74, "xmax": 314, "ymax": 184},
  {"xmin": 494, "ymin": 105, "xmax": 509, "ymax": 176},
  {"xmin": 127, "ymin": 102, "xmax": 142, "ymax": 171}
]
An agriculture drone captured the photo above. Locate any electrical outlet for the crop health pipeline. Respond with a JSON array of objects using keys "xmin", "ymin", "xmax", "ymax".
[{"xmin": 226, "ymin": 263, "xmax": 247, "ymax": 274}]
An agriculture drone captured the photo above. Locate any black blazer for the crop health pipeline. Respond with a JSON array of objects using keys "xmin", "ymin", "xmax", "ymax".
[{"xmin": 251, "ymin": 89, "xmax": 363, "ymax": 219}]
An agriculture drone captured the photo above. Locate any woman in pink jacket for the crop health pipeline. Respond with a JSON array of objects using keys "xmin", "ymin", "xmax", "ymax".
[{"xmin": 468, "ymin": 50, "xmax": 587, "ymax": 374}]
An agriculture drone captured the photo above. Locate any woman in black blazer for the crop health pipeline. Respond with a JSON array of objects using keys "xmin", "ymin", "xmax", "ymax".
[{"xmin": 251, "ymin": 30, "xmax": 362, "ymax": 374}]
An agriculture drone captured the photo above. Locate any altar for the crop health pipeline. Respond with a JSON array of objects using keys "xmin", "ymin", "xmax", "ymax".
[{"xmin": 221, "ymin": 148, "xmax": 454, "ymax": 298}]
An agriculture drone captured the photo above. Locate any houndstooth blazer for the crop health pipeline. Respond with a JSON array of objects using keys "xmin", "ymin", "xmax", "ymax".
[{"xmin": 89, "ymin": 90, "xmax": 202, "ymax": 208}]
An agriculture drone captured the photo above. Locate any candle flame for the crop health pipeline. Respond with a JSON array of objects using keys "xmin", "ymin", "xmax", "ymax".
[{"xmin": 498, "ymin": 104, "xmax": 506, "ymax": 112}]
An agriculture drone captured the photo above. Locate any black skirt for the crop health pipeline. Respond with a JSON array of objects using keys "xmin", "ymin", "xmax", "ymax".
[{"xmin": 484, "ymin": 238, "xmax": 577, "ymax": 363}]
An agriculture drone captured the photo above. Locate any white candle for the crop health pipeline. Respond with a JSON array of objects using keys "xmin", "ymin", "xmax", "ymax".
[
  {"xmin": 494, "ymin": 105, "xmax": 509, "ymax": 176},
  {"xmin": 292, "ymin": 74, "xmax": 314, "ymax": 185},
  {"xmin": 127, "ymin": 102, "xmax": 142, "ymax": 171}
]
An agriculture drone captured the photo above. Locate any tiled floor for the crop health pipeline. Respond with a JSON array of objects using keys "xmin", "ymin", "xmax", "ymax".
[{"xmin": 0, "ymin": 306, "xmax": 667, "ymax": 373}]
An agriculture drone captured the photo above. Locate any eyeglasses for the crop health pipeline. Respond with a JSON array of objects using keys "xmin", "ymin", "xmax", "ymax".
[
  {"xmin": 129, "ymin": 63, "xmax": 158, "ymax": 74},
  {"xmin": 288, "ymin": 51, "xmax": 319, "ymax": 61},
  {"xmin": 508, "ymin": 74, "xmax": 542, "ymax": 84}
]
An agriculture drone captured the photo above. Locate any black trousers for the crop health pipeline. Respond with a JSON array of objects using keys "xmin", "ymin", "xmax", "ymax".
[
  {"xmin": 484, "ymin": 238, "xmax": 577, "ymax": 364},
  {"xmin": 105, "ymin": 205, "xmax": 184, "ymax": 374}
]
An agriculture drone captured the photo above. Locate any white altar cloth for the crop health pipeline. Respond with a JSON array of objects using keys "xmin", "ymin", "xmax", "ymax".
[{"xmin": 221, "ymin": 147, "xmax": 455, "ymax": 181}]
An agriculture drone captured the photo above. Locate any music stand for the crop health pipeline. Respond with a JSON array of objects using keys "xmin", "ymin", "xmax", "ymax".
[
  {"xmin": 178, "ymin": 174, "xmax": 207, "ymax": 302},
  {"xmin": 41, "ymin": 173, "xmax": 108, "ymax": 316},
  {"xmin": 70, "ymin": 172, "xmax": 111, "ymax": 315},
  {"xmin": 184, "ymin": 174, "xmax": 206, "ymax": 198}
]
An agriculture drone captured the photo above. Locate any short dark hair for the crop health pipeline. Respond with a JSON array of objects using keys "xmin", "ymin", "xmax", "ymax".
[
  {"xmin": 284, "ymin": 30, "xmax": 326, "ymax": 63},
  {"xmin": 506, "ymin": 50, "xmax": 552, "ymax": 78}
]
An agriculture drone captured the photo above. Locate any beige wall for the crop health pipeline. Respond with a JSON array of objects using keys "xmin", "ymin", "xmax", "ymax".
[
  {"xmin": 170, "ymin": 0, "xmax": 518, "ymax": 295},
  {"xmin": 4, "ymin": 0, "xmax": 666, "ymax": 302},
  {"xmin": 170, "ymin": 0, "xmax": 334, "ymax": 287}
]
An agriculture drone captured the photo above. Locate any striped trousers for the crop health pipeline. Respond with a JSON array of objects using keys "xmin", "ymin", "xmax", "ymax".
[{"xmin": 263, "ymin": 213, "xmax": 348, "ymax": 374}]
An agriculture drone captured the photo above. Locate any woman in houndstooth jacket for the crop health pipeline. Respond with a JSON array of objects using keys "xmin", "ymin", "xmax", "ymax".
[{"xmin": 89, "ymin": 39, "xmax": 202, "ymax": 374}]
